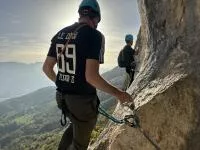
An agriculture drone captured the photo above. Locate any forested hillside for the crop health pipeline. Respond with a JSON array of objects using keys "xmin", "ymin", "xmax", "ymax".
[{"xmin": 0, "ymin": 67, "xmax": 126, "ymax": 149}]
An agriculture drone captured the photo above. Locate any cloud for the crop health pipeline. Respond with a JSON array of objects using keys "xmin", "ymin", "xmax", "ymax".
[
  {"xmin": 11, "ymin": 20, "xmax": 21, "ymax": 24},
  {"xmin": 0, "ymin": 0, "xmax": 141, "ymax": 66},
  {"xmin": 0, "ymin": 36, "xmax": 10, "ymax": 49}
]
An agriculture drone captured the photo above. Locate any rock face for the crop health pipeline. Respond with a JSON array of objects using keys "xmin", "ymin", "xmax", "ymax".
[{"xmin": 90, "ymin": 0, "xmax": 200, "ymax": 150}]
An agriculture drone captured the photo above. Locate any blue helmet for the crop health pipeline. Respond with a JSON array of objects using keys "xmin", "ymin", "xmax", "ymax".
[
  {"xmin": 125, "ymin": 34, "xmax": 133, "ymax": 43},
  {"xmin": 78, "ymin": 0, "xmax": 101, "ymax": 22}
]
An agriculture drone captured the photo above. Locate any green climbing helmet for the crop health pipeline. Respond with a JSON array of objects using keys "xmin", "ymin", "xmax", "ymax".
[
  {"xmin": 78, "ymin": 0, "xmax": 101, "ymax": 22},
  {"xmin": 125, "ymin": 34, "xmax": 133, "ymax": 43}
]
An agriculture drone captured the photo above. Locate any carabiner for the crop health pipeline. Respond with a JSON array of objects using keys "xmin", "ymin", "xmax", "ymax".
[{"xmin": 124, "ymin": 114, "xmax": 140, "ymax": 128}]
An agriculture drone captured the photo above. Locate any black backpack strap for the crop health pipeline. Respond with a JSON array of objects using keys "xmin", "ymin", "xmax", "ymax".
[{"xmin": 58, "ymin": 23, "xmax": 87, "ymax": 57}]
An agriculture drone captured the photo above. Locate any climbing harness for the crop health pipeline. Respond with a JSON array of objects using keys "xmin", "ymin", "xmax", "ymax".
[{"xmin": 98, "ymin": 103, "xmax": 161, "ymax": 150}]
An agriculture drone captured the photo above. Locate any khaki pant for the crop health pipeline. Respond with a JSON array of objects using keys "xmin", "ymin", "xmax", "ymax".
[{"xmin": 57, "ymin": 93, "xmax": 99, "ymax": 150}]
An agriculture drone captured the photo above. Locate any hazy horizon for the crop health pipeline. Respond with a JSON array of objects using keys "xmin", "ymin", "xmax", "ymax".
[
  {"xmin": 0, "ymin": 60, "xmax": 113, "ymax": 73},
  {"xmin": 0, "ymin": 61, "xmax": 119, "ymax": 101}
]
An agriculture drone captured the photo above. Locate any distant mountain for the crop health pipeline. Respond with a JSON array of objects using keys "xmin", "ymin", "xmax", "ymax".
[
  {"xmin": 0, "ymin": 86, "xmax": 56, "ymax": 115},
  {"xmin": 0, "ymin": 66, "xmax": 127, "ymax": 150},
  {"xmin": 0, "ymin": 62, "xmax": 53, "ymax": 100},
  {"xmin": 101, "ymin": 66, "xmax": 126, "ymax": 81},
  {"xmin": 0, "ymin": 86, "xmax": 60, "ymax": 149},
  {"xmin": 0, "ymin": 62, "xmax": 122, "ymax": 101}
]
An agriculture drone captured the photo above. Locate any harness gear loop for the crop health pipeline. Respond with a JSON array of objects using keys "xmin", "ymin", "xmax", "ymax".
[{"xmin": 60, "ymin": 109, "xmax": 67, "ymax": 126}]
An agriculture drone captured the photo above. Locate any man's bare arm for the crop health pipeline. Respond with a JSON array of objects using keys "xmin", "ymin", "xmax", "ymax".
[
  {"xmin": 85, "ymin": 59, "xmax": 133, "ymax": 103},
  {"xmin": 42, "ymin": 56, "xmax": 57, "ymax": 82}
]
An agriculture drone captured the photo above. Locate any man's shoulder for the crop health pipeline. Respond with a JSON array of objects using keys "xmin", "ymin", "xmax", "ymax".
[
  {"xmin": 59, "ymin": 23, "xmax": 79, "ymax": 32},
  {"xmin": 53, "ymin": 23, "xmax": 104, "ymax": 41},
  {"xmin": 51, "ymin": 23, "xmax": 76, "ymax": 40},
  {"xmin": 94, "ymin": 29, "xmax": 104, "ymax": 39},
  {"xmin": 123, "ymin": 45, "xmax": 134, "ymax": 51},
  {"xmin": 95, "ymin": 29, "xmax": 103, "ymax": 36},
  {"xmin": 85, "ymin": 27, "xmax": 103, "ymax": 36},
  {"xmin": 84, "ymin": 28, "xmax": 104, "ymax": 41}
]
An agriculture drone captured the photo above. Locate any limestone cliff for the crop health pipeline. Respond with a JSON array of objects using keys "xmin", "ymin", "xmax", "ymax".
[{"xmin": 90, "ymin": 0, "xmax": 200, "ymax": 149}]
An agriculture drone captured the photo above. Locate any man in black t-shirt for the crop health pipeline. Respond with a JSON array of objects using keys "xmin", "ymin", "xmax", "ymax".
[
  {"xmin": 121, "ymin": 34, "xmax": 138, "ymax": 87},
  {"xmin": 43, "ymin": 0, "xmax": 133, "ymax": 149}
]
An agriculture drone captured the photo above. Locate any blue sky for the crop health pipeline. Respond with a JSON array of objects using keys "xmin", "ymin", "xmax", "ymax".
[{"xmin": 0, "ymin": 0, "xmax": 140, "ymax": 70}]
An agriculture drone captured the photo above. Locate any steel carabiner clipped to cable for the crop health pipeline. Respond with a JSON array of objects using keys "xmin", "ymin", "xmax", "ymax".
[
  {"xmin": 124, "ymin": 114, "xmax": 140, "ymax": 128},
  {"xmin": 122, "ymin": 102, "xmax": 161, "ymax": 150},
  {"xmin": 99, "ymin": 102, "xmax": 161, "ymax": 150},
  {"xmin": 122, "ymin": 102, "xmax": 139, "ymax": 128}
]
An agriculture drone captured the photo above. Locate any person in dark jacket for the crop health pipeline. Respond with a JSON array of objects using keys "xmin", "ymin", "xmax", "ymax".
[{"xmin": 122, "ymin": 34, "xmax": 138, "ymax": 87}]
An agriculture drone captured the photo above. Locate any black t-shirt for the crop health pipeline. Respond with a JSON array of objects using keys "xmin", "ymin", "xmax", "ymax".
[
  {"xmin": 123, "ymin": 45, "xmax": 135, "ymax": 67},
  {"xmin": 47, "ymin": 23, "xmax": 105, "ymax": 95}
]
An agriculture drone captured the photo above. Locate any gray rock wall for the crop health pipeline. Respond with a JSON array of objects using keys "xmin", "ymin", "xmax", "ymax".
[{"xmin": 90, "ymin": 0, "xmax": 200, "ymax": 149}]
